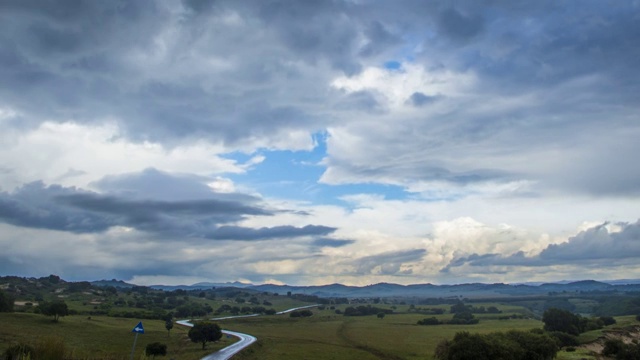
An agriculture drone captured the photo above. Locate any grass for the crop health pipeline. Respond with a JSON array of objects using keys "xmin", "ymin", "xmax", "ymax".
[
  {"xmin": 0, "ymin": 313, "xmax": 237, "ymax": 359},
  {"xmin": 218, "ymin": 307, "xmax": 543, "ymax": 360},
  {"xmin": 13, "ymin": 302, "xmax": 633, "ymax": 360},
  {"xmin": 555, "ymin": 347, "xmax": 598, "ymax": 360}
]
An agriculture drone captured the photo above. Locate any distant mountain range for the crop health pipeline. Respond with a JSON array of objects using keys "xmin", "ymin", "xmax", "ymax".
[{"xmin": 90, "ymin": 279, "xmax": 640, "ymax": 299}]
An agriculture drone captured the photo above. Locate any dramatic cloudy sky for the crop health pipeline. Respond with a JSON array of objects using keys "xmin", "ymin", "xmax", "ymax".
[{"xmin": 1, "ymin": 0, "xmax": 639, "ymax": 286}]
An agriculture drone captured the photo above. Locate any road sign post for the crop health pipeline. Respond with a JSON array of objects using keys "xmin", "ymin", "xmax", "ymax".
[{"xmin": 129, "ymin": 321, "xmax": 145, "ymax": 360}]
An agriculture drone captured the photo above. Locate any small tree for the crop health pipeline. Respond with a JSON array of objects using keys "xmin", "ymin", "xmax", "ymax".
[
  {"xmin": 165, "ymin": 318, "xmax": 174, "ymax": 337},
  {"xmin": 145, "ymin": 342, "xmax": 167, "ymax": 359},
  {"xmin": 0, "ymin": 289, "xmax": 15, "ymax": 312},
  {"xmin": 188, "ymin": 322, "xmax": 222, "ymax": 350},
  {"xmin": 39, "ymin": 301, "xmax": 69, "ymax": 322}
]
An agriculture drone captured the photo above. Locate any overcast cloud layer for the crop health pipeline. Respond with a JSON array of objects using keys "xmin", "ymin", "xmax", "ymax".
[{"xmin": 1, "ymin": 0, "xmax": 639, "ymax": 286}]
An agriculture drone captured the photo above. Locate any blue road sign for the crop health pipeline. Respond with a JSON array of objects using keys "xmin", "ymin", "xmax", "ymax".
[{"xmin": 132, "ymin": 321, "xmax": 145, "ymax": 334}]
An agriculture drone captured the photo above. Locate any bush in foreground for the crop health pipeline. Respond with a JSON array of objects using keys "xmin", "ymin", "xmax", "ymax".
[{"xmin": 146, "ymin": 342, "xmax": 167, "ymax": 359}]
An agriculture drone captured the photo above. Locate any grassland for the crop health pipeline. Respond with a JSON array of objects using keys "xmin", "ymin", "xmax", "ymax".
[
  {"xmin": 1, "ymin": 302, "xmax": 543, "ymax": 360},
  {"xmin": 216, "ymin": 304, "xmax": 544, "ymax": 360},
  {"xmin": 0, "ymin": 312, "xmax": 236, "ymax": 360},
  {"xmin": 4, "ymin": 301, "xmax": 637, "ymax": 360}
]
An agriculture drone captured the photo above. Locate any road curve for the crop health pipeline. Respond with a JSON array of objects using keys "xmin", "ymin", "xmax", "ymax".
[
  {"xmin": 176, "ymin": 320, "xmax": 257, "ymax": 360},
  {"xmin": 201, "ymin": 330, "xmax": 256, "ymax": 360},
  {"xmin": 275, "ymin": 304, "xmax": 320, "ymax": 315},
  {"xmin": 177, "ymin": 304, "xmax": 319, "ymax": 360}
]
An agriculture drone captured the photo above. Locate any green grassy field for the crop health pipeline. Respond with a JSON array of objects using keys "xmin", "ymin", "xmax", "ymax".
[
  {"xmin": 5, "ymin": 303, "xmax": 635, "ymax": 360},
  {"xmin": 218, "ymin": 306, "xmax": 544, "ymax": 360},
  {"xmin": 1, "ymin": 303, "xmax": 543, "ymax": 360},
  {"xmin": 0, "ymin": 312, "xmax": 236, "ymax": 360}
]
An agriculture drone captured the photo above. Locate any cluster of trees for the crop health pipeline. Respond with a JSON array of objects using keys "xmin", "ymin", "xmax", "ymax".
[
  {"xmin": 343, "ymin": 305, "xmax": 393, "ymax": 317},
  {"xmin": 417, "ymin": 312, "xmax": 479, "ymax": 326},
  {"xmin": 594, "ymin": 296, "xmax": 640, "ymax": 316},
  {"xmin": 214, "ymin": 304, "xmax": 277, "ymax": 316},
  {"xmin": 408, "ymin": 305, "xmax": 445, "ymax": 315},
  {"xmin": 417, "ymin": 317, "xmax": 441, "ymax": 325},
  {"xmin": 450, "ymin": 301, "xmax": 501, "ymax": 314},
  {"xmin": 449, "ymin": 312, "xmax": 479, "ymax": 325},
  {"xmin": 434, "ymin": 330, "xmax": 558, "ymax": 360},
  {"xmin": 542, "ymin": 308, "xmax": 613, "ymax": 336},
  {"xmin": 174, "ymin": 302, "xmax": 213, "ymax": 318},
  {"xmin": 602, "ymin": 338, "xmax": 640, "ymax": 360},
  {"xmin": 541, "ymin": 307, "xmax": 616, "ymax": 347}
]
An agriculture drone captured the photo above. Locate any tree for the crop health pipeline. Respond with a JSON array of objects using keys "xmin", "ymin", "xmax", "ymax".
[
  {"xmin": 188, "ymin": 322, "xmax": 222, "ymax": 350},
  {"xmin": 450, "ymin": 301, "xmax": 470, "ymax": 314},
  {"xmin": 145, "ymin": 342, "xmax": 167, "ymax": 359},
  {"xmin": 0, "ymin": 289, "xmax": 15, "ymax": 312},
  {"xmin": 39, "ymin": 300, "xmax": 69, "ymax": 322},
  {"xmin": 600, "ymin": 316, "xmax": 617, "ymax": 326},
  {"xmin": 542, "ymin": 308, "xmax": 581, "ymax": 335},
  {"xmin": 165, "ymin": 318, "xmax": 174, "ymax": 337}
]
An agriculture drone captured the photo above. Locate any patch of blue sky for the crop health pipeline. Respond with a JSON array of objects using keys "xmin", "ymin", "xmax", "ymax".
[
  {"xmin": 221, "ymin": 133, "xmax": 409, "ymax": 206},
  {"xmin": 384, "ymin": 60, "xmax": 402, "ymax": 70}
]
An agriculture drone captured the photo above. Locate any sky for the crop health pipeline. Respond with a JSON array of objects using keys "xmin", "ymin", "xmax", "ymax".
[{"xmin": 0, "ymin": 0, "xmax": 639, "ymax": 286}]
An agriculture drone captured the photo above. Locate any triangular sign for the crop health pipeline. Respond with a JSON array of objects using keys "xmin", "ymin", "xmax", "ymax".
[{"xmin": 132, "ymin": 321, "xmax": 144, "ymax": 334}]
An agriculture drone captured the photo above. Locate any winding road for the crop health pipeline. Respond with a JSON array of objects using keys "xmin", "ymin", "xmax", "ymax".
[{"xmin": 177, "ymin": 304, "xmax": 319, "ymax": 360}]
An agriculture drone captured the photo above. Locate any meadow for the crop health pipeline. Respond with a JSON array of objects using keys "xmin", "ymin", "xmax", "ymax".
[
  {"xmin": 1, "ymin": 302, "xmax": 547, "ymax": 360},
  {"xmin": 225, "ymin": 305, "xmax": 544, "ymax": 360},
  {"xmin": 4, "ymin": 279, "xmax": 638, "ymax": 360},
  {"xmin": 0, "ymin": 312, "xmax": 235, "ymax": 360}
]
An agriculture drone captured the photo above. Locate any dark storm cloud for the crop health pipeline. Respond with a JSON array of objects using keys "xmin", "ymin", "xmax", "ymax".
[
  {"xmin": 406, "ymin": 92, "xmax": 440, "ymax": 107},
  {"xmin": 0, "ymin": 182, "xmax": 113, "ymax": 233},
  {"xmin": 0, "ymin": 179, "xmax": 335, "ymax": 241},
  {"xmin": 436, "ymin": 7, "xmax": 485, "ymax": 42},
  {"xmin": 311, "ymin": 238, "xmax": 356, "ymax": 248},
  {"xmin": 442, "ymin": 220, "xmax": 640, "ymax": 271},
  {"xmin": 92, "ymin": 168, "xmax": 259, "ymax": 203},
  {"xmin": 1, "ymin": 0, "xmax": 639, "ymax": 196},
  {"xmin": 206, "ymin": 224, "xmax": 336, "ymax": 241},
  {"xmin": 537, "ymin": 221, "xmax": 640, "ymax": 262}
]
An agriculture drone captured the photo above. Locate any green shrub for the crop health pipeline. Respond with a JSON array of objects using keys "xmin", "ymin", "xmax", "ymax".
[{"xmin": 4, "ymin": 343, "xmax": 34, "ymax": 360}]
